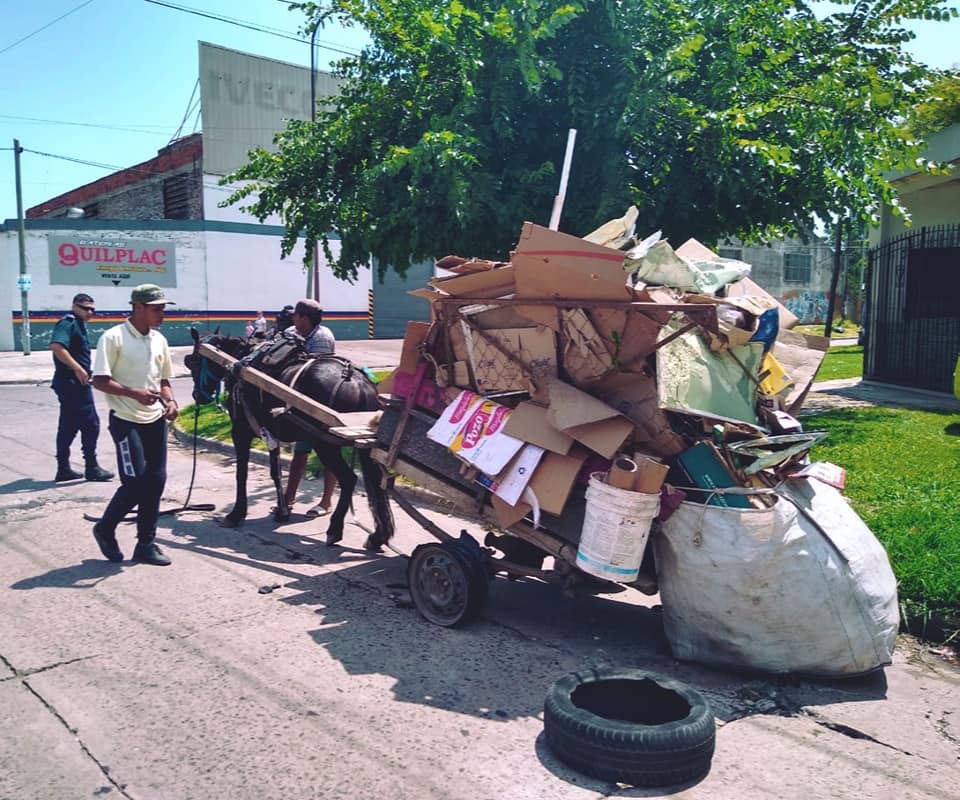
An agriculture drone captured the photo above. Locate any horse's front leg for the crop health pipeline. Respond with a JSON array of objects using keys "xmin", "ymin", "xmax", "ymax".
[
  {"xmin": 269, "ymin": 446, "xmax": 290, "ymax": 523},
  {"xmin": 315, "ymin": 443, "xmax": 356, "ymax": 546},
  {"xmin": 223, "ymin": 417, "xmax": 254, "ymax": 528}
]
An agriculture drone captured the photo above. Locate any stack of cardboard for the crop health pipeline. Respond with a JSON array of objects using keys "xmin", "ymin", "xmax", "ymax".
[{"xmin": 379, "ymin": 215, "xmax": 832, "ymax": 530}]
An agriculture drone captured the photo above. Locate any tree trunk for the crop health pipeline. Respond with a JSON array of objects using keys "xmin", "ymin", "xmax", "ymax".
[{"xmin": 823, "ymin": 221, "xmax": 844, "ymax": 339}]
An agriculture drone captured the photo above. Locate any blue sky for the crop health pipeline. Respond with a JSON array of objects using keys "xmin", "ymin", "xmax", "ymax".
[{"xmin": 1, "ymin": 0, "xmax": 957, "ymax": 223}]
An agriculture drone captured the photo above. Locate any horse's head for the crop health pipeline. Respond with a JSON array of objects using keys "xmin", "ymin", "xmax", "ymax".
[{"xmin": 185, "ymin": 327, "xmax": 249, "ymax": 405}]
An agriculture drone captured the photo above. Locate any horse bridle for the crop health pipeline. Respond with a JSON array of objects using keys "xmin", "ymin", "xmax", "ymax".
[{"xmin": 192, "ymin": 350, "xmax": 223, "ymax": 406}]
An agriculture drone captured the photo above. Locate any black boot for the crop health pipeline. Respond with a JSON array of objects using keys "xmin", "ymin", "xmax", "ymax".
[
  {"xmin": 55, "ymin": 463, "xmax": 83, "ymax": 482},
  {"xmin": 84, "ymin": 461, "xmax": 114, "ymax": 482},
  {"xmin": 133, "ymin": 541, "xmax": 171, "ymax": 566}
]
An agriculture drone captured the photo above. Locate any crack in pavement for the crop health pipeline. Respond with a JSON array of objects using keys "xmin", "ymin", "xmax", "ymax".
[
  {"xmin": 20, "ymin": 679, "xmax": 134, "ymax": 799},
  {"xmin": 1, "ymin": 652, "xmax": 133, "ymax": 798},
  {"xmin": 2, "ymin": 653, "xmax": 98, "ymax": 679},
  {"xmin": 798, "ymin": 708, "xmax": 916, "ymax": 756}
]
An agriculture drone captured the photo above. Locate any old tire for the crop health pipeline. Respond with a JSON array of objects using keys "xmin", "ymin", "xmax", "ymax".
[
  {"xmin": 407, "ymin": 539, "xmax": 488, "ymax": 627},
  {"xmin": 543, "ymin": 667, "xmax": 715, "ymax": 787}
]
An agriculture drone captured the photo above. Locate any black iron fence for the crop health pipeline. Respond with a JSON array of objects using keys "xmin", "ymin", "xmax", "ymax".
[{"xmin": 865, "ymin": 225, "xmax": 960, "ymax": 393}]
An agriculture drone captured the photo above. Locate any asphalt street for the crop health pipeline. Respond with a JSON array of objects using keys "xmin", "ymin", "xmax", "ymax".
[{"xmin": 0, "ymin": 368, "xmax": 958, "ymax": 799}]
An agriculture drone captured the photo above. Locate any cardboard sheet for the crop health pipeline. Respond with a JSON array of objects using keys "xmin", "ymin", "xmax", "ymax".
[
  {"xmin": 546, "ymin": 378, "xmax": 635, "ymax": 459},
  {"xmin": 725, "ymin": 275, "xmax": 799, "ymax": 329},
  {"xmin": 463, "ymin": 324, "xmax": 556, "ymax": 397},
  {"xmin": 431, "ymin": 265, "xmax": 516, "ymax": 298},
  {"xmin": 773, "ymin": 329, "xmax": 830, "ymax": 414},
  {"xmin": 502, "ymin": 401, "xmax": 574, "ymax": 454},
  {"xmin": 492, "ymin": 447, "xmax": 589, "ymax": 525},
  {"xmin": 449, "ymin": 399, "xmax": 525, "ymax": 475},
  {"xmin": 476, "ymin": 443, "xmax": 546, "ymax": 506}
]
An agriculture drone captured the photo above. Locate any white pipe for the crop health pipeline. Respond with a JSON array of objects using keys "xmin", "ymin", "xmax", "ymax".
[{"xmin": 548, "ymin": 128, "xmax": 577, "ymax": 231}]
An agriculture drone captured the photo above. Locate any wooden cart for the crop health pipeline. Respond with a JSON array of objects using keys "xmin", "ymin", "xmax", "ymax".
[{"xmin": 197, "ymin": 341, "xmax": 657, "ymax": 628}]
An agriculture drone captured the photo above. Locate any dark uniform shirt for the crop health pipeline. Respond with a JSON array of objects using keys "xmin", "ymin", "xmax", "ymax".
[{"xmin": 50, "ymin": 312, "xmax": 91, "ymax": 390}]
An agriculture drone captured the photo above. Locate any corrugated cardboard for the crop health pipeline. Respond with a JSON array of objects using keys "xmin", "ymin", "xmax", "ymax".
[
  {"xmin": 725, "ymin": 275, "xmax": 799, "ymax": 329},
  {"xmin": 513, "ymin": 253, "xmax": 632, "ymax": 303},
  {"xmin": 399, "ymin": 321, "xmax": 430, "ymax": 373},
  {"xmin": 464, "ymin": 324, "xmax": 556, "ymax": 398},
  {"xmin": 491, "ymin": 447, "xmax": 589, "ymax": 525},
  {"xmin": 773, "ymin": 329, "xmax": 830, "ymax": 414},
  {"xmin": 546, "ymin": 378, "xmax": 635, "ymax": 459},
  {"xmin": 675, "ymin": 238, "xmax": 720, "ymax": 261},
  {"xmin": 431, "ymin": 265, "xmax": 516, "ymax": 298},
  {"xmin": 591, "ymin": 371, "xmax": 687, "ymax": 457},
  {"xmin": 502, "ymin": 401, "xmax": 574, "ymax": 454},
  {"xmin": 560, "ymin": 308, "xmax": 615, "ymax": 385},
  {"xmin": 515, "ymin": 221, "xmax": 627, "ymax": 270},
  {"xmin": 589, "ymin": 307, "xmax": 663, "ymax": 368}
]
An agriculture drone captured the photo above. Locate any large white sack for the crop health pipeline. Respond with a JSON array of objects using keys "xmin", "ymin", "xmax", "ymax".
[{"xmin": 653, "ymin": 477, "xmax": 899, "ymax": 676}]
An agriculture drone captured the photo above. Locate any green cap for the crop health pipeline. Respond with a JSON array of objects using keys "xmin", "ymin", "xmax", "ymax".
[{"xmin": 130, "ymin": 284, "xmax": 176, "ymax": 305}]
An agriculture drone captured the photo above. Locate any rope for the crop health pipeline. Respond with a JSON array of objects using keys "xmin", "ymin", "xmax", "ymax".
[{"xmin": 83, "ymin": 405, "xmax": 216, "ymax": 523}]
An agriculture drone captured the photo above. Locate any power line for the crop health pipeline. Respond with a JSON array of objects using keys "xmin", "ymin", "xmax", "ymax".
[
  {"xmin": 170, "ymin": 79, "xmax": 201, "ymax": 143},
  {"xmin": 0, "ymin": 0, "xmax": 96, "ymax": 57},
  {"xmin": 0, "ymin": 113, "xmax": 171, "ymax": 135},
  {"xmin": 141, "ymin": 0, "xmax": 361, "ymax": 57},
  {"xmin": 20, "ymin": 146, "xmax": 259, "ymax": 194}
]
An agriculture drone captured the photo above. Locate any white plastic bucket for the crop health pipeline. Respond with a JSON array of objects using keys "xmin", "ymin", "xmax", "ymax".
[{"xmin": 576, "ymin": 472, "xmax": 661, "ymax": 582}]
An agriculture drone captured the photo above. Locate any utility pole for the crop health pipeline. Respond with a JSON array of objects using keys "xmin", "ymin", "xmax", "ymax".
[
  {"xmin": 13, "ymin": 139, "xmax": 31, "ymax": 355},
  {"xmin": 309, "ymin": 23, "xmax": 321, "ymax": 302}
]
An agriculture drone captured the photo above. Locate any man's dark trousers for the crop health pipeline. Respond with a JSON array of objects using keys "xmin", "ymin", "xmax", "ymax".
[
  {"xmin": 54, "ymin": 384, "xmax": 100, "ymax": 467},
  {"xmin": 100, "ymin": 413, "xmax": 167, "ymax": 543}
]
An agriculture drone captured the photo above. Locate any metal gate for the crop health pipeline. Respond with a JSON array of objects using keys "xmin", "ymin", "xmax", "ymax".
[{"xmin": 865, "ymin": 225, "xmax": 960, "ymax": 393}]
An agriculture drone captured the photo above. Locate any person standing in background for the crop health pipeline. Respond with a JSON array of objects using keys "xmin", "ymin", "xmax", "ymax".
[
  {"xmin": 282, "ymin": 299, "xmax": 338, "ymax": 517},
  {"xmin": 253, "ymin": 310, "xmax": 268, "ymax": 337},
  {"xmin": 49, "ymin": 293, "xmax": 114, "ymax": 483},
  {"xmin": 90, "ymin": 284, "xmax": 179, "ymax": 566}
]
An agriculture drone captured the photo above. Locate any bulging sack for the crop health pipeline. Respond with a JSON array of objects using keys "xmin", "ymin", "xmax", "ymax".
[{"xmin": 653, "ymin": 477, "xmax": 899, "ymax": 676}]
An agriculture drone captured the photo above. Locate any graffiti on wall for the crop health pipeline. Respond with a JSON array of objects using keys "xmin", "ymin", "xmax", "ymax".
[{"xmin": 781, "ymin": 290, "xmax": 830, "ymax": 324}]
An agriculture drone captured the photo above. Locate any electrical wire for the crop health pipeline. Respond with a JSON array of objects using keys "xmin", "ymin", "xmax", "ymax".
[
  {"xmin": 141, "ymin": 0, "xmax": 361, "ymax": 56},
  {"xmin": 0, "ymin": 0, "xmax": 96, "ymax": 57},
  {"xmin": 0, "ymin": 113, "xmax": 171, "ymax": 135},
  {"xmin": 170, "ymin": 79, "xmax": 201, "ymax": 143}
]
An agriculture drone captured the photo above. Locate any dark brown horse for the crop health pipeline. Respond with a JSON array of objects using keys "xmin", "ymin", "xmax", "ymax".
[{"xmin": 185, "ymin": 329, "xmax": 393, "ymax": 549}]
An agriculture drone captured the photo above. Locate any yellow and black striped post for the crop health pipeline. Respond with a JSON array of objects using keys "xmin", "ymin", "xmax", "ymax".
[{"xmin": 367, "ymin": 288, "xmax": 374, "ymax": 339}]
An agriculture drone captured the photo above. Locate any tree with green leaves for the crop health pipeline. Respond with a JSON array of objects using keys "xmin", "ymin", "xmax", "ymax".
[
  {"xmin": 909, "ymin": 69, "xmax": 960, "ymax": 135},
  {"xmin": 223, "ymin": 0, "xmax": 957, "ymax": 281}
]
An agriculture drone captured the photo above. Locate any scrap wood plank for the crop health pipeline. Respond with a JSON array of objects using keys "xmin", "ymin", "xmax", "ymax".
[{"xmin": 197, "ymin": 342, "xmax": 345, "ymax": 428}]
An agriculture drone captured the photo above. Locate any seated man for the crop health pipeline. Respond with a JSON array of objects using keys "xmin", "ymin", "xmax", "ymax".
[{"xmin": 282, "ymin": 299, "xmax": 338, "ymax": 516}]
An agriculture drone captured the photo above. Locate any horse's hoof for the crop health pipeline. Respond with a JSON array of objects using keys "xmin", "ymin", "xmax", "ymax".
[
  {"xmin": 325, "ymin": 532, "xmax": 343, "ymax": 546},
  {"xmin": 273, "ymin": 513, "xmax": 291, "ymax": 524},
  {"xmin": 220, "ymin": 516, "xmax": 242, "ymax": 529},
  {"xmin": 363, "ymin": 535, "xmax": 384, "ymax": 552}
]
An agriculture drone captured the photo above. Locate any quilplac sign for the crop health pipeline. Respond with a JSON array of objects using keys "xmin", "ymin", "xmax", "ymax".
[{"xmin": 48, "ymin": 235, "xmax": 176, "ymax": 288}]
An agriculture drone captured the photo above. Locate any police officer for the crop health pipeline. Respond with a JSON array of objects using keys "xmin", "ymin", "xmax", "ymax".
[{"xmin": 50, "ymin": 293, "xmax": 114, "ymax": 483}]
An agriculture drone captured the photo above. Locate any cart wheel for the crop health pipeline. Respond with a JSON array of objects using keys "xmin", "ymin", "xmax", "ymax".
[{"xmin": 408, "ymin": 541, "xmax": 487, "ymax": 627}]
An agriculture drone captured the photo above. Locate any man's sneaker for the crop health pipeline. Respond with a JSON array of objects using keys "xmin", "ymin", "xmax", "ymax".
[
  {"xmin": 84, "ymin": 465, "xmax": 114, "ymax": 482},
  {"xmin": 132, "ymin": 542, "xmax": 172, "ymax": 566},
  {"xmin": 92, "ymin": 524, "xmax": 124, "ymax": 563},
  {"xmin": 55, "ymin": 467, "xmax": 83, "ymax": 482}
]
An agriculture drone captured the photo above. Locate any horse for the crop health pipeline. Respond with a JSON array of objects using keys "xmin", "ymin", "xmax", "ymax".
[{"xmin": 185, "ymin": 328, "xmax": 394, "ymax": 550}]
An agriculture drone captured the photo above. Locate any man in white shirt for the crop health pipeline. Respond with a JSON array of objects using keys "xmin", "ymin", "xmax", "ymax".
[{"xmin": 91, "ymin": 284, "xmax": 179, "ymax": 566}]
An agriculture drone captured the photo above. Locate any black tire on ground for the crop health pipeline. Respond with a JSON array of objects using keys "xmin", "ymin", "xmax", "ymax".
[
  {"xmin": 407, "ymin": 539, "xmax": 488, "ymax": 627},
  {"xmin": 543, "ymin": 667, "xmax": 716, "ymax": 787}
]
